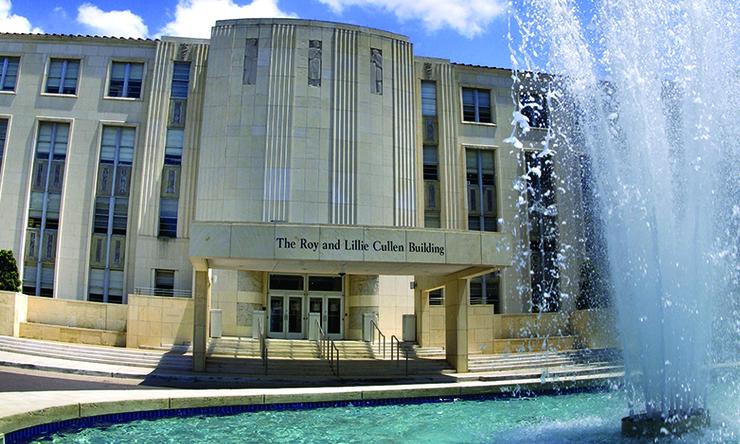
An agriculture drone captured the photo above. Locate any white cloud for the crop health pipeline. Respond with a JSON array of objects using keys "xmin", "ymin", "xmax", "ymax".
[
  {"xmin": 158, "ymin": 0, "xmax": 296, "ymax": 39},
  {"xmin": 76, "ymin": 3, "xmax": 148, "ymax": 39},
  {"xmin": 319, "ymin": 0, "xmax": 505, "ymax": 38},
  {"xmin": 0, "ymin": 0, "xmax": 42, "ymax": 33}
]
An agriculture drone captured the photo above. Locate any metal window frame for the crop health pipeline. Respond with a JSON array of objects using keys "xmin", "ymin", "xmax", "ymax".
[
  {"xmin": 0, "ymin": 56, "xmax": 19, "ymax": 91},
  {"xmin": 46, "ymin": 58, "xmax": 79, "ymax": 95},
  {"xmin": 29, "ymin": 122, "xmax": 67, "ymax": 295}
]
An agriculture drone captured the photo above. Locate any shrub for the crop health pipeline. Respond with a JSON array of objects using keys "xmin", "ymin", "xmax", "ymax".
[{"xmin": 0, "ymin": 250, "xmax": 21, "ymax": 292}]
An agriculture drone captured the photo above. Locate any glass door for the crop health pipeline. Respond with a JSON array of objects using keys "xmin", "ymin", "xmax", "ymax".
[
  {"xmin": 307, "ymin": 293, "xmax": 343, "ymax": 339},
  {"xmin": 268, "ymin": 292, "xmax": 305, "ymax": 339}
]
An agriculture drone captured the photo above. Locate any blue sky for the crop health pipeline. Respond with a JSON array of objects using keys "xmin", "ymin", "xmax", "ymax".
[{"xmin": 2, "ymin": 0, "xmax": 514, "ymax": 68}]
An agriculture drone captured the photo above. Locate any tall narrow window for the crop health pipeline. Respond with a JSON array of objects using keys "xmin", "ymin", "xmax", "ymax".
[
  {"xmin": 170, "ymin": 62, "xmax": 190, "ymax": 99},
  {"xmin": 469, "ymin": 272, "xmax": 500, "ymax": 311},
  {"xmin": 45, "ymin": 59, "xmax": 80, "ymax": 95},
  {"xmin": 0, "ymin": 118, "xmax": 7, "ymax": 172},
  {"xmin": 243, "ymin": 38, "xmax": 258, "ymax": 85},
  {"xmin": 462, "ymin": 88, "xmax": 492, "ymax": 123},
  {"xmin": 520, "ymin": 92, "xmax": 549, "ymax": 128},
  {"xmin": 466, "ymin": 149, "xmax": 497, "ymax": 231},
  {"xmin": 0, "ymin": 56, "xmax": 19, "ymax": 92},
  {"xmin": 89, "ymin": 126, "xmax": 135, "ymax": 304},
  {"xmin": 108, "ymin": 62, "xmax": 144, "ymax": 98},
  {"xmin": 23, "ymin": 122, "xmax": 69, "ymax": 297},
  {"xmin": 159, "ymin": 59, "xmax": 192, "ymax": 239},
  {"xmin": 423, "ymin": 145, "xmax": 440, "ymax": 228},
  {"xmin": 525, "ymin": 151, "xmax": 560, "ymax": 312},
  {"xmin": 422, "ymin": 81, "xmax": 440, "ymax": 228}
]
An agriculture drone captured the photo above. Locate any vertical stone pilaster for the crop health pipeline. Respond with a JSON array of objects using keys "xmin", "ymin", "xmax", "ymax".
[
  {"xmin": 445, "ymin": 277, "xmax": 468, "ymax": 372},
  {"xmin": 192, "ymin": 269, "xmax": 211, "ymax": 372}
]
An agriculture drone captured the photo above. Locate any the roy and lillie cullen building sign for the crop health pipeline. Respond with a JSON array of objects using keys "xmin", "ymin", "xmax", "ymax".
[{"xmin": 275, "ymin": 236, "xmax": 446, "ymax": 256}]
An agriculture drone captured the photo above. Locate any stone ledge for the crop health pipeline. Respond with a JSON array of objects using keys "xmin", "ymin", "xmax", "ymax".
[
  {"xmin": 0, "ymin": 374, "xmax": 620, "ymax": 436},
  {"xmin": 19, "ymin": 322, "xmax": 126, "ymax": 347}
]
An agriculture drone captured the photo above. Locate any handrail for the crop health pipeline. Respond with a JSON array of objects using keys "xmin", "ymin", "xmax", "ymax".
[
  {"xmin": 391, "ymin": 335, "xmax": 409, "ymax": 376},
  {"xmin": 258, "ymin": 319, "xmax": 268, "ymax": 375},
  {"xmin": 315, "ymin": 320, "xmax": 340, "ymax": 377},
  {"xmin": 370, "ymin": 320, "xmax": 386, "ymax": 359}
]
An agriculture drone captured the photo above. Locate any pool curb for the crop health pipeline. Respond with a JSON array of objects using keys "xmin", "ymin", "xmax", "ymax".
[{"xmin": 0, "ymin": 372, "xmax": 622, "ymax": 443}]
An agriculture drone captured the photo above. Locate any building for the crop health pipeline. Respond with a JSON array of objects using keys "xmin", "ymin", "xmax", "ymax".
[{"xmin": 0, "ymin": 19, "xmax": 609, "ymax": 373}]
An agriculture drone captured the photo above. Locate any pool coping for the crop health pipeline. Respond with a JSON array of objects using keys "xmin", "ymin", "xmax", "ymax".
[{"xmin": 0, "ymin": 372, "xmax": 621, "ymax": 443}]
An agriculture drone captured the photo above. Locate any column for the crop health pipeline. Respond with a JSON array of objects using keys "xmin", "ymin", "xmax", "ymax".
[
  {"xmin": 445, "ymin": 277, "xmax": 469, "ymax": 372},
  {"xmin": 192, "ymin": 269, "xmax": 211, "ymax": 372}
]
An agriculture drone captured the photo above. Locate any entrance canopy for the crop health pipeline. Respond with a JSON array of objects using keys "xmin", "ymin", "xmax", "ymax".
[{"xmin": 189, "ymin": 222, "xmax": 512, "ymax": 276}]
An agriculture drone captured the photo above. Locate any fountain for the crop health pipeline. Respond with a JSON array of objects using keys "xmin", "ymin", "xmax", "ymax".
[{"xmin": 509, "ymin": 0, "xmax": 739, "ymax": 437}]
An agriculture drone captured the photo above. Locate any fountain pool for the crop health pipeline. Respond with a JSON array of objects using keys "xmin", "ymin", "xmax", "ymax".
[{"xmin": 22, "ymin": 372, "xmax": 738, "ymax": 443}]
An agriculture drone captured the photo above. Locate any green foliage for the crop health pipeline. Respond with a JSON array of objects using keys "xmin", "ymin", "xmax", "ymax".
[{"xmin": 0, "ymin": 250, "xmax": 21, "ymax": 292}]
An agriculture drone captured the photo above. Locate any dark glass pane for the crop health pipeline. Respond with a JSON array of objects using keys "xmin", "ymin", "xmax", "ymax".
[
  {"xmin": 327, "ymin": 298, "xmax": 341, "ymax": 334},
  {"xmin": 308, "ymin": 276, "xmax": 342, "ymax": 292},
  {"xmin": 428, "ymin": 289, "xmax": 444, "ymax": 306},
  {"xmin": 269, "ymin": 274, "xmax": 304, "ymax": 291},
  {"xmin": 269, "ymin": 296, "xmax": 283, "ymax": 333},
  {"xmin": 288, "ymin": 297, "xmax": 302, "ymax": 333}
]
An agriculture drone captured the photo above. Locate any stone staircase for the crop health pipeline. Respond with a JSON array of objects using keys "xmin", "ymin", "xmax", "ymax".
[
  {"xmin": 208, "ymin": 337, "xmax": 377, "ymax": 360},
  {"xmin": 466, "ymin": 348, "xmax": 622, "ymax": 379},
  {"xmin": 0, "ymin": 335, "xmax": 191, "ymax": 371}
]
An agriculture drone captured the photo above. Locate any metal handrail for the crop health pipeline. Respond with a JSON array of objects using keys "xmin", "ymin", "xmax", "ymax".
[
  {"xmin": 133, "ymin": 287, "xmax": 192, "ymax": 297},
  {"xmin": 315, "ymin": 320, "xmax": 340, "ymax": 377},
  {"xmin": 258, "ymin": 319, "xmax": 268, "ymax": 375},
  {"xmin": 391, "ymin": 335, "xmax": 409, "ymax": 376},
  {"xmin": 371, "ymin": 320, "xmax": 386, "ymax": 359}
]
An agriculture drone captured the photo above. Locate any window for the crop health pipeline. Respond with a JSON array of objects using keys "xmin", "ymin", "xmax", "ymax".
[
  {"xmin": 108, "ymin": 62, "xmax": 144, "ymax": 98},
  {"xmin": 466, "ymin": 149, "xmax": 497, "ymax": 231},
  {"xmin": 23, "ymin": 122, "xmax": 69, "ymax": 297},
  {"xmin": 45, "ymin": 59, "xmax": 80, "ymax": 95},
  {"xmin": 0, "ymin": 118, "xmax": 7, "ymax": 172},
  {"xmin": 370, "ymin": 48, "xmax": 383, "ymax": 95},
  {"xmin": 269, "ymin": 274, "xmax": 304, "ymax": 291},
  {"xmin": 428, "ymin": 289, "xmax": 444, "ymax": 306},
  {"xmin": 159, "ymin": 128, "xmax": 183, "ymax": 238},
  {"xmin": 0, "ymin": 56, "xmax": 19, "ymax": 91},
  {"xmin": 469, "ymin": 272, "xmax": 500, "ymax": 311},
  {"xmin": 154, "ymin": 270, "xmax": 175, "ymax": 296},
  {"xmin": 462, "ymin": 88, "xmax": 492, "ymax": 123},
  {"xmin": 170, "ymin": 62, "xmax": 190, "ymax": 99},
  {"xmin": 308, "ymin": 276, "xmax": 342, "ymax": 292},
  {"xmin": 525, "ymin": 151, "xmax": 560, "ymax": 312},
  {"xmin": 520, "ymin": 92, "xmax": 549, "ymax": 128},
  {"xmin": 424, "ymin": 145, "xmax": 440, "ymax": 228},
  {"xmin": 243, "ymin": 39, "xmax": 258, "ymax": 85},
  {"xmin": 88, "ymin": 126, "xmax": 135, "ymax": 303},
  {"xmin": 421, "ymin": 81, "xmax": 436, "ymax": 116}
]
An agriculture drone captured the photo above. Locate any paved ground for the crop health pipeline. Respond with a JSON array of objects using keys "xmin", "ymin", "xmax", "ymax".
[{"xmin": 0, "ymin": 367, "xmax": 150, "ymax": 392}]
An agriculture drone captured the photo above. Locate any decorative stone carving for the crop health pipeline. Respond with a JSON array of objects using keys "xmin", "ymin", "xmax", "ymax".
[
  {"xmin": 243, "ymin": 38, "xmax": 258, "ymax": 85},
  {"xmin": 370, "ymin": 48, "xmax": 383, "ymax": 95},
  {"xmin": 177, "ymin": 44, "xmax": 190, "ymax": 61},
  {"xmin": 308, "ymin": 40, "xmax": 321, "ymax": 87},
  {"xmin": 424, "ymin": 62, "xmax": 433, "ymax": 80}
]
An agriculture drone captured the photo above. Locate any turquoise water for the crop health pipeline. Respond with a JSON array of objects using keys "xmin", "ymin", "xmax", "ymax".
[{"xmin": 32, "ymin": 384, "xmax": 739, "ymax": 443}]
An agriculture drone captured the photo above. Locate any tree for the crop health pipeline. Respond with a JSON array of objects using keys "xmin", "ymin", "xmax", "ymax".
[{"xmin": 0, "ymin": 250, "xmax": 21, "ymax": 292}]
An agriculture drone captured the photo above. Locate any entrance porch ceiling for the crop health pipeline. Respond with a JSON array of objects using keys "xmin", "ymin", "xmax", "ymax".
[{"xmin": 189, "ymin": 222, "xmax": 512, "ymax": 276}]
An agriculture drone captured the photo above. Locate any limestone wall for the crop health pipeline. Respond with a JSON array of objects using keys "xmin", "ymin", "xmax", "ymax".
[
  {"xmin": 571, "ymin": 308, "xmax": 620, "ymax": 349},
  {"xmin": 0, "ymin": 291, "xmax": 27, "ymax": 336},
  {"xmin": 25, "ymin": 296, "xmax": 127, "ymax": 332},
  {"xmin": 493, "ymin": 312, "xmax": 571, "ymax": 339},
  {"xmin": 126, "ymin": 294, "xmax": 193, "ymax": 348},
  {"xmin": 377, "ymin": 276, "xmax": 414, "ymax": 339}
]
